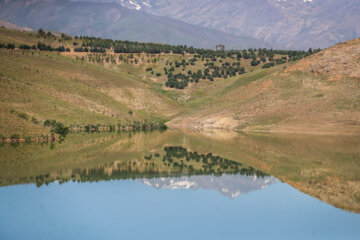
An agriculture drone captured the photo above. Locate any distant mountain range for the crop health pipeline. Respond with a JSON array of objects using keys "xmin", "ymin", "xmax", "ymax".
[
  {"xmin": 1, "ymin": 0, "xmax": 359, "ymax": 49},
  {"xmin": 0, "ymin": 0, "xmax": 266, "ymax": 49},
  {"xmin": 75, "ymin": 0, "xmax": 360, "ymax": 49},
  {"xmin": 141, "ymin": 174, "xmax": 277, "ymax": 199}
]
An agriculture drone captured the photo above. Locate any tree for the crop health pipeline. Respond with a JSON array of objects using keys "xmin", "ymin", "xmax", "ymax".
[{"xmin": 38, "ymin": 29, "xmax": 46, "ymax": 37}]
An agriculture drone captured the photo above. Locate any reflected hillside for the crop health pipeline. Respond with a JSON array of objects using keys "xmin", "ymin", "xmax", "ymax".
[
  {"xmin": 0, "ymin": 131, "xmax": 269, "ymax": 187},
  {"xmin": 0, "ymin": 129, "xmax": 359, "ymax": 213}
]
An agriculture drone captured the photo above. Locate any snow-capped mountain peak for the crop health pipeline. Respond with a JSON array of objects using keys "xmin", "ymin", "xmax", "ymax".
[{"xmin": 118, "ymin": 0, "xmax": 152, "ymax": 11}]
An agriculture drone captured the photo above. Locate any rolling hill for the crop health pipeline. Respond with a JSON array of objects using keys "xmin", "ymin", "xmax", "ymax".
[
  {"xmin": 0, "ymin": 27, "xmax": 359, "ymax": 138},
  {"xmin": 168, "ymin": 38, "xmax": 360, "ymax": 135}
]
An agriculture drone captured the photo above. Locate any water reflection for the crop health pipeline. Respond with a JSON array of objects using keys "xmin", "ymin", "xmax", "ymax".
[
  {"xmin": 1, "ymin": 129, "xmax": 360, "ymax": 239},
  {"xmin": 141, "ymin": 174, "xmax": 277, "ymax": 198},
  {"xmin": 0, "ymin": 129, "xmax": 359, "ymax": 213}
]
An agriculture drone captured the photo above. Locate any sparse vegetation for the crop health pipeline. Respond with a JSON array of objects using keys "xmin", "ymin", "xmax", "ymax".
[{"xmin": 0, "ymin": 27, "xmax": 358, "ymax": 137}]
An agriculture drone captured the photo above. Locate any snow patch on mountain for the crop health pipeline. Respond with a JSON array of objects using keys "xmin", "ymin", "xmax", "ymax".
[{"xmin": 118, "ymin": 0, "xmax": 153, "ymax": 10}]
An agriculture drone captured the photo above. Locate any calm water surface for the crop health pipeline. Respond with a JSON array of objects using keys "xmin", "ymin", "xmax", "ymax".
[{"xmin": 0, "ymin": 130, "xmax": 359, "ymax": 239}]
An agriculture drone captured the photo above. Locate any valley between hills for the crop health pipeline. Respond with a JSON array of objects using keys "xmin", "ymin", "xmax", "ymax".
[{"xmin": 0, "ymin": 27, "xmax": 359, "ymax": 139}]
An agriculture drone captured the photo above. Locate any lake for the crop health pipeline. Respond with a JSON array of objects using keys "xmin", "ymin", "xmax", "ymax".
[{"xmin": 0, "ymin": 129, "xmax": 359, "ymax": 239}]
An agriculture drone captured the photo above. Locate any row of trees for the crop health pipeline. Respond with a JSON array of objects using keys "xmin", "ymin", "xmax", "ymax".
[
  {"xmin": 0, "ymin": 43, "xmax": 15, "ymax": 49},
  {"xmin": 74, "ymin": 47, "xmax": 106, "ymax": 53},
  {"xmin": 32, "ymin": 29, "xmax": 319, "ymax": 61},
  {"xmin": 71, "ymin": 120, "xmax": 167, "ymax": 133},
  {"xmin": 73, "ymin": 35, "xmax": 317, "ymax": 60},
  {"xmin": 37, "ymin": 42, "xmax": 70, "ymax": 52},
  {"xmin": 0, "ymin": 41, "xmax": 70, "ymax": 52}
]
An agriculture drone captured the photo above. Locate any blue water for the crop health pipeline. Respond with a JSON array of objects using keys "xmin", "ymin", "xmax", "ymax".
[{"xmin": 0, "ymin": 180, "xmax": 359, "ymax": 240}]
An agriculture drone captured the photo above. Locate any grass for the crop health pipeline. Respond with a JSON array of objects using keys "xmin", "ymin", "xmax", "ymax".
[
  {"xmin": 0, "ymin": 48, "xmax": 179, "ymax": 136},
  {"xmin": 1, "ymin": 28, "xmax": 359, "ymax": 135},
  {"xmin": 0, "ymin": 29, "xmax": 284, "ymax": 136}
]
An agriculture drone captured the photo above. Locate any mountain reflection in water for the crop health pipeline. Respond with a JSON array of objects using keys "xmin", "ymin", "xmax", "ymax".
[
  {"xmin": 1, "ymin": 130, "xmax": 360, "ymax": 239},
  {"xmin": 0, "ymin": 129, "xmax": 359, "ymax": 213},
  {"xmin": 141, "ymin": 174, "xmax": 277, "ymax": 198}
]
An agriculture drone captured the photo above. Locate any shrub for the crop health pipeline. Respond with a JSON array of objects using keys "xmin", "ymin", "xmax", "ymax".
[
  {"xmin": 10, "ymin": 134, "xmax": 20, "ymax": 140},
  {"xmin": 50, "ymin": 122, "xmax": 69, "ymax": 137},
  {"xmin": 43, "ymin": 119, "xmax": 69, "ymax": 137},
  {"xmin": 19, "ymin": 44, "xmax": 31, "ymax": 50},
  {"xmin": 43, "ymin": 119, "xmax": 56, "ymax": 127},
  {"xmin": 18, "ymin": 112, "xmax": 29, "ymax": 120},
  {"xmin": 31, "ymin": 117, "xmax": 39, "ymax": 124},
  {"xmin": 25, "ymin": 136, "xmax": 31, "ymax": 143},
  {"xmin": 0, "ymin": 134, "xmax": 6, "ymax": 141},
  {"xmin": 262, "ymin": 62, "xmax": 275, "ymax": 69},
  {"xmin": 6, "ymin": 43, "xmax": 15, "ymax": 49}
]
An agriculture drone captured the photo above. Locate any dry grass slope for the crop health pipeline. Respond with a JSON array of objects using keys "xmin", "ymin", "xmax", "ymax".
[
  {"xmin": 169, "ymin": 39, "xmax": 360, "ymax": 135},
  {"xmin": 0, "ymin": 29, "xmax": 182, "ymax": 136},
  {"xmin": 0, "ymin": 28, "xmax": 359, "ymax": 136}
]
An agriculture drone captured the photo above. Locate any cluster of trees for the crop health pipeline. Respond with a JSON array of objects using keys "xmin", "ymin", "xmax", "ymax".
[
  {"xmin": 37, "ymin": 29, "xmax": 72, "ymax": 40},
  {"xmin": 0, "ymin": 43, "xmax": 15, "ymax": 49},
  {"xmin": 163, "ymin": 57, "xmax": 246, "ymax": 89},
  {"xmin": 262, "ymin": 62, "xmax": 275, "ymax": 68},
  {"xmin": 37, "ymin": 42, "xmax": 70, "ymax": 52},
  {"xmin": 43, "ymin": 119, "xmax": 69, "ymax": 137},
  {"xmin": 72, "ymin": 42, "xmax": 318, "ymax": 89},
  {"xmin": 37, "ymin": 29, "xmax": 55, "ymax": 38},
  {"xmin": 161, "ymin": 146, "xmax": 268, "ymax": 176},
  {"xmin": 204, "ymin": 61, "xmax": 245, "ymax": 78},
  {"xmin": 165, "ymin": 73, "xmax": 189, "ymax": 89},
  {"xmin": 75, "ymin": 36, "xmax": 189, "ymax": 54}
]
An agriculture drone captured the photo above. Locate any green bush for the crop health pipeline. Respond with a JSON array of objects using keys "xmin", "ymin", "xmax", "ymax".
[
  {"xmin": 44, "ymin": 119, "xmax": 69, "ymax": 137},
  {"xmin": 262, "ymin": 62, "xmax": 275, "ymax": 69},
  {"xmin": 50, "ymin": 122, "xmax": 69, "ymax": 137},
  {"xmin": 10, "ymin": 134, "xmax": 20, "ymax": 140}
]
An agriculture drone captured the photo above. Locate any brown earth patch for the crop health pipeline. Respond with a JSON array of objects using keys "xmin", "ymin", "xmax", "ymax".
[{"xmin": 286, "ymin": 38, "xmax": 360, "ymax": 80}]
